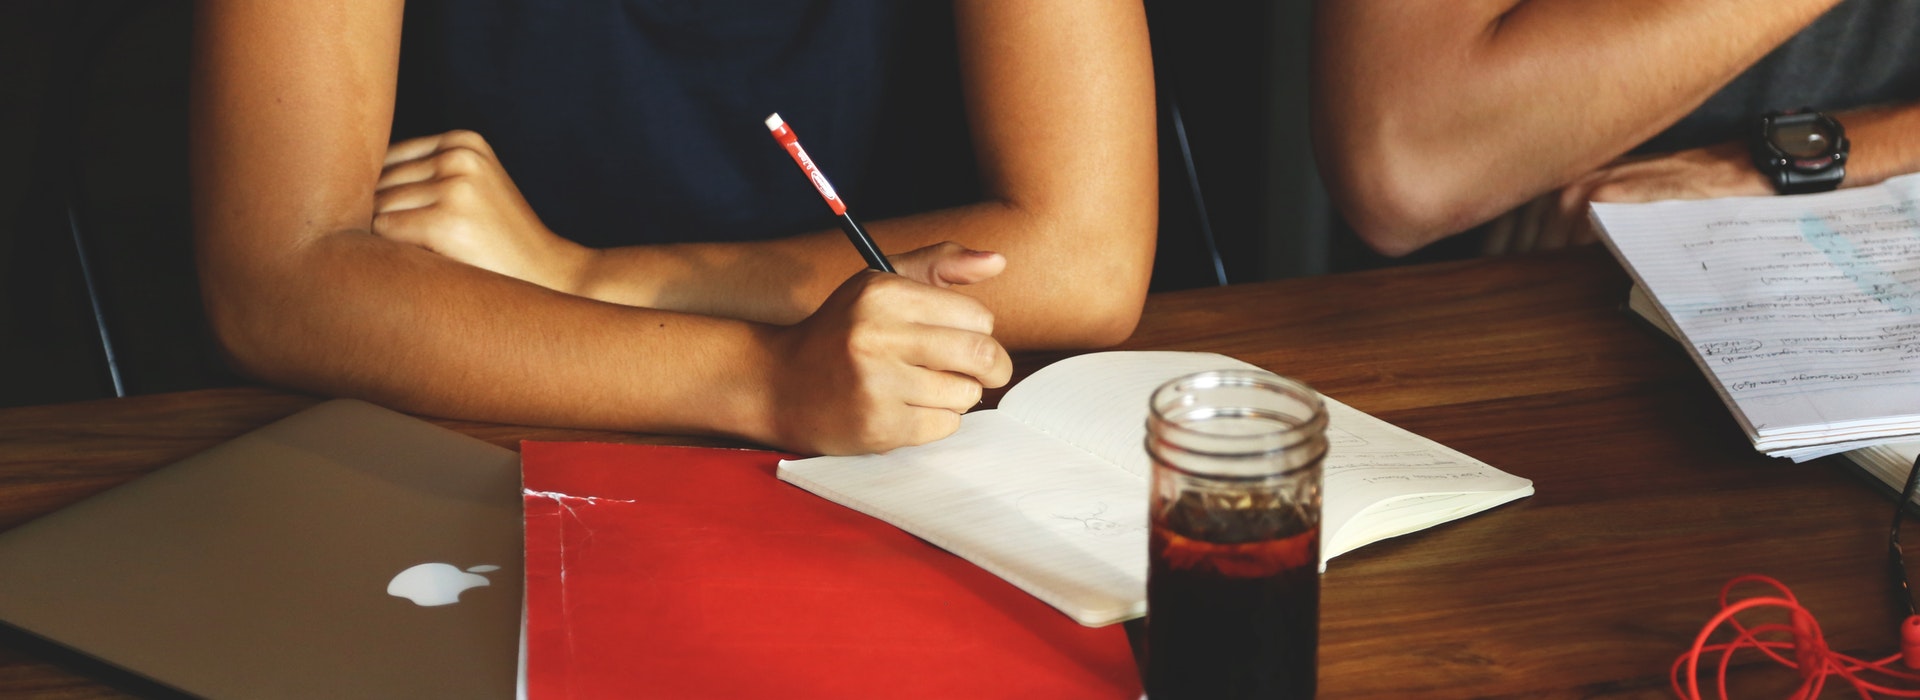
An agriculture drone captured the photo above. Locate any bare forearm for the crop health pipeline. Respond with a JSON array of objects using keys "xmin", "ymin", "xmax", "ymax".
[
  {"xmin": 192, "ymin": 0, "xmax": 1020, "ymax": 456},
  {"xmin": 571, "ymin": 0, "xmax": 1157, "ymax": 350},
  {"xmin": 189, "ymin": 1, "xmax": 772, "ymax": 439},
  {"xmin": 201, "ymin": 231, "xmax": 779, "ymax": 441},
  {"xmin": 1314, "ymin": 0, "xmax": 1841, "ymax": 254},
  {"xmin": 1836, "ymin": 103, "xmax": 1920, "ymax": 188},
  {"xmin": 575, "ymin": 197, "xmax": 1154, "ymax": 350}
]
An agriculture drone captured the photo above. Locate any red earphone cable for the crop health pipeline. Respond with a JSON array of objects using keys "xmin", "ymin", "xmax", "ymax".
[{"xmin": 1673, "ymin": 575, "xmax": 1920, "ymax": 699}]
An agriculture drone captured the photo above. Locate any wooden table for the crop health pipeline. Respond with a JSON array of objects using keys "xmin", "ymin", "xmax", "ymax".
[{"xmin": 1, "ymin": 246, "xmax": 1908, "ymax": 698}]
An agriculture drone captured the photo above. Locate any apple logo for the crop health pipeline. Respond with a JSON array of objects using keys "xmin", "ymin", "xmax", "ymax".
[{"xmin": 386, "ymin": 563, "xmax": 501, "ymax": 607}]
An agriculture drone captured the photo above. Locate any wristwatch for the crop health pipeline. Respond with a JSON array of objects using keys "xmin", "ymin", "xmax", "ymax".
[{"xmin": 1751, "ymin": 109, "xmax": 1848, "ymax": 194}]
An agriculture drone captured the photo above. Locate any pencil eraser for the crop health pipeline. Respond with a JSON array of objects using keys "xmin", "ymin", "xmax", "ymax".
[{"xmin": 764, "ymin": 113, "xmax": 784, "ymax": 131}]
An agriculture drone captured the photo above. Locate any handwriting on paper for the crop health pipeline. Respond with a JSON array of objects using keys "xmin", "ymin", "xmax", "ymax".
[
  {"xmin": 1616, "ymin": 191, "xmax": 1920, "ymax": 399},
  {"xmin": 1593, "ymin": 174, "xmax": 1920, "ymax": 447}
]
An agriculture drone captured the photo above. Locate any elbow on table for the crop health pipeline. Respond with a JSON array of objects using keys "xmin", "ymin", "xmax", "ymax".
[
  {"xmin": 197, "ymin": 266, "xmax": 337, "ymax": 392},
  {"xmin": 201, "ymin": 290, "xmax": 289, "ymax": 386},
  {"xmin": 1022, "ymin": 260, "xmax": 1149, "ymax": 350},
  {"xmin": 1066, "ymin": 223, "xmax": 1154, "ymax": 348},
  {"xmin": 991, "ymin": 200, "xmax": 1152, "ymax": 349},
  {"xmin": 1013, "ymin": 297, "xmax": 1139, "ymax": 351},
  {"xmin": 1326, "ymin": 156, "xmax": 1492, "ymax": 259},
  {"xmin": 1064, "ymin": 291, "xmax": 1144, "ymax": 349}
]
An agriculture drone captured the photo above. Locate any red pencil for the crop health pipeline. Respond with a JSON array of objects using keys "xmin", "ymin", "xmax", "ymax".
[{"xmin": 765, "ymin": 113, "xmax": 895, "ymax": 273}]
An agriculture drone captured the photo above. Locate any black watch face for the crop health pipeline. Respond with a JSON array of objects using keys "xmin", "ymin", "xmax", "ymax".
[{"xmin": 1769, "ymin": 120, "xmax": 1837, "ymax": 158}]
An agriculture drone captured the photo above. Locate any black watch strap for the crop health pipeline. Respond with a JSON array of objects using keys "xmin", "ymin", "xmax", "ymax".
[{"xmin": 1774, "ymin": 163, "xmax": 1846, "ymax": 195}]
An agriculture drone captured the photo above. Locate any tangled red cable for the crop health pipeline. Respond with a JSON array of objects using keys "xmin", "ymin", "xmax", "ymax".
[{"xmin": 1673, "ymin": 575, "xmax": 1920, "ymax": 699}]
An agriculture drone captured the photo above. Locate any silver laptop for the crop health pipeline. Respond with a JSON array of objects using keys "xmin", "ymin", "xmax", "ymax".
[{"xmin": 0, "ymin": 399, "xmax": 523, "ymax": 698}]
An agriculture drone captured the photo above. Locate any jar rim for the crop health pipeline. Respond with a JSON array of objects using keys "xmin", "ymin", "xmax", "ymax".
[{"xmin": 1146, "ymin": 369, "xmax": 1328, "ymax": 466}]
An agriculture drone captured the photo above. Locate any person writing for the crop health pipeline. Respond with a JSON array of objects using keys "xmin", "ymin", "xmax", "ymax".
[
  {"xmin": 189, "ymin": 1, "xmax": 1157, "ymax": 455},
  {"xmin": 1313, "ymin": 0, "xmax": 1920, "ymax": 257}
]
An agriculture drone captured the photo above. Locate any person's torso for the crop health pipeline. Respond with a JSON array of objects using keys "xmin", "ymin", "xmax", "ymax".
[{"xmin": 393, "ymin": 0, "xmax": 977, "ymax": 247}]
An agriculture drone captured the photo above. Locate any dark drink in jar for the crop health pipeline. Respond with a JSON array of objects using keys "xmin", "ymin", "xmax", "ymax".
[
  {"xmin": 1144, "ymin": 370, "xmax": 1325, "ymax": 699},
  {"xmin": 1146, "ymin": 490, "xmax": 1320, "ymax": 698}
]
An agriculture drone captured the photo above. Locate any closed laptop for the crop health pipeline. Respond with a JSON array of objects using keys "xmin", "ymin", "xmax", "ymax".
[{"xmin": 0, "ymin": 399, "xmax": 523, "ymax": 698}]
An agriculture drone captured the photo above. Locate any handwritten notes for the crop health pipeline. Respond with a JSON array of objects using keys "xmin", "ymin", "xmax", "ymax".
[
  {"xmin": 777, "ymin": 352, "xmax": 1532, "ymax": 626},
  {"xmin": 1593, "ymin": 173, "xmax": 1920, "ymax": 456}
]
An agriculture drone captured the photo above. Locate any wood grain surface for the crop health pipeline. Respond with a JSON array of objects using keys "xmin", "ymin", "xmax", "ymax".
[{"xmin": 0, "ymin": 246, "xmax": 1906, "ymax": 698}]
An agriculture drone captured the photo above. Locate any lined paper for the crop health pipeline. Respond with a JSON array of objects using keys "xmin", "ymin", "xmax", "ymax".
[
  {"xmin": 778, "ymin": 352, "xmax": 1530, "ymax": 626},
  {"xmin": 1594, "ymin": 173, "xmax": 1920, "ymax": 454}
]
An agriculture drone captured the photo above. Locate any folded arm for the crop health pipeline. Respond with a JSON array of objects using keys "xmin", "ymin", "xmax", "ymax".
[
  {"xmin": 370, "ymin": 0, "xmax": 1158, "ymax": 349},
  {"xmin": 191, "ymin": 1, "xmax": 1011, "ymax": 455},
  {"xmin": 1479, "ymin": 100, "xmax": 1920, "ymax": 253},
  {"xmin": 1312, "ymin": 0, "xmax": 1841, "ymax": 256}
]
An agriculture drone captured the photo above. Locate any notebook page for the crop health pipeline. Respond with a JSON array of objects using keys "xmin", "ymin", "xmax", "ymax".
[
  {"xmin": 1594, "ymin": 174, "xmax": 1920, "ymax": 447},
  {"xmin": 998, "ymin": 351, "xmax": 1265, "ymax": 479},
  {"xmin": 778, "ymin": 411, "xmax": 1148, "ymax": 626},
  {"xmin": 1318, "ymin": 399, "xmax": 1533, "ymax": 559},
  {"xmin": 780, "ymin": 351, "xmax": 1532, "ymax": 623},
  {"xmin": 1000, "ymin": 351, "xmax": 1530, "ymax": 564}
]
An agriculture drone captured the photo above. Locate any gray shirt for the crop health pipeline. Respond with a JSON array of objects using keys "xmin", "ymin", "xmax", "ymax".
[{"xmin": 1639, "ymin": 0, "xmax": 1920, "ymax": 153}]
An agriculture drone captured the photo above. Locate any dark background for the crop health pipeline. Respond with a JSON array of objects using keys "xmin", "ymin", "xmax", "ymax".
[
  {"xmin": 1, "ymin": 1, "xmax": 1392, "ymax": 409},
  {"xmin": 2, "ymin": 2, "xmax": 232, "ymax": 409}
]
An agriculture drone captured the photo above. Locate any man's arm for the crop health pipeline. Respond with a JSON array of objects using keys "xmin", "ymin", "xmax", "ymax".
[
  {"xmin": 368, "ymin": 0, "xmax": 1159, "ymax": 350},
  {"xmin": 1479, "ymin": 101, "xmax": 1920, "ymax": 253},
  {"xmin": 190, "ymin": 1, "xmax": 1010, "ymax": 455},
  {"xmin": 1311, "ymin": 0, "xmax": 1841, "ymax": 256}
]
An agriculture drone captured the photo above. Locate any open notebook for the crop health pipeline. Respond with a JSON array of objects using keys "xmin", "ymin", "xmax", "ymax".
[{"xmin": 778, "ymin": 351, "xmax": 1533, "ymax": 626}]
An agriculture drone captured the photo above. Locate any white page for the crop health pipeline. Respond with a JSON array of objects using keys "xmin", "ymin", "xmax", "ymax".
[
  {"xmin": 1000, "ymin": 352, "xmax": 1528, "ymax": 551},
  {"xmin": 1594, "ymin": 174, "xmax": 1920, "ymax": 449},
  {"xmin": 997, "ymin": 351, "xmax": 1263, "ymax": 479},
  {"xmin": 778, "ymin": 411, "xmax": 1148, "ymax": 626},
  {"xmin": 1629, "ymin": 283, "xmax": 1907, "ymax": 460},
  {"xmin": 780, "ymin": 352, "xmax": 1531, "ymax": 625},
  {"xmin": 1317, "ymin": 400, "xmax": 1534, "ymax": 559}
]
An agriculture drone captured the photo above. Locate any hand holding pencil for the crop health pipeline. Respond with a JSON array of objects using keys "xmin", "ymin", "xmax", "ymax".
[{"xmin": 760, "ymin": 112, "xmax": 1011, "ymax": 455}]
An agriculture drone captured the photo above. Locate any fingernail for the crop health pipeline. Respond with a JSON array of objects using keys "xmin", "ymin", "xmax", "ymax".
[{"xmin": 965, "ymin": 249, "xmax": 999, "ymax": 258}]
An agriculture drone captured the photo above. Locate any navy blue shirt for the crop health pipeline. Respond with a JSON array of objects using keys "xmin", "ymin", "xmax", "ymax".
[{"xmin": 393, "ymin": 1, "xmax": 977, "ymax": 248}]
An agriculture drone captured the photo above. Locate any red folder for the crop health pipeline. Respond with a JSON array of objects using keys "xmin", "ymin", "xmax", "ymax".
[{"xmin": 521, "ymin": 441, "xmax": 1142, "ymax": 699}]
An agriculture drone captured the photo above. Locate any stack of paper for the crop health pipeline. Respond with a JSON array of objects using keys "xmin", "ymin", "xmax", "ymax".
[
  {"xmin": 1594, "ymin": 173, "xmax": 1920, "ymax": 460},
  {"xmin": 1845, "ymin": 441, "xmax": 1920, "ymax": 502}
]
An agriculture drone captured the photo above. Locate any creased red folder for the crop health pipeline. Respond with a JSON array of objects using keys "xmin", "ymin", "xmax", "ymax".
[{"xmin": 520, "ymin": 441, "xmax": 1142, "ymax": 699}]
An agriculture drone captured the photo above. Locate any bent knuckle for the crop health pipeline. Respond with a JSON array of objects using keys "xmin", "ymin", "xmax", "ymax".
[
  {"xmin": 1587, "ymin": 181, "xmax": 1634, "ymax": 204},
  {"xmin": 842, "ymin": 323, "xmax": 890, "ymax": 363},
  {"xmin": 849, "ymin": 274, "xmax": 913, "ymax": 311},
  {"xmin": 434, "ymin": 146, "xmax": 488, "ymax": 174},
  {"xmin": 911, "ymin": 411, "xmax": 962, "ymax": 447},
  {"xmin": 962, "ymin": 299, "xmax": 995, "ymax": 335},
  {"xmin": 962, "ymin": 333, "xmax": 1002, "ymax": 373},
  {"xmin": 851, "ymin": 415, "xmax": 904, "ymax": 454},
  {"xmin": 1556, "ymin": 186, "xmax": 1589, "ymax": 211},
  {"xmin": 960, "ymin": 380, "xmax": 985, "ymax": 409},
  {"xmin": 443, "ymin": 129, "xmax": 491, "ymax": 151},
  {"xmin": 440, "ymin": 174, "xmax": 480, "ymax": 201}
]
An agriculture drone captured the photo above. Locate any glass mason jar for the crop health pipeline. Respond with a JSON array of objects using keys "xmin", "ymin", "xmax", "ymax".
[{"xmin": 1143, "ymin": 369, "xmax": 1327, "ymax": 699}]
